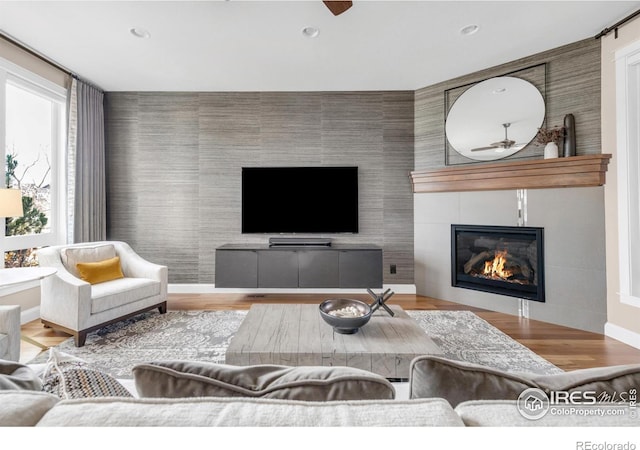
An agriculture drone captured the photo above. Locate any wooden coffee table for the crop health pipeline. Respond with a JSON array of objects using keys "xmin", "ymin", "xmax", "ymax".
[{"xmin": 225, "ymin": 303, "xmax": 443, "ymax": 380}]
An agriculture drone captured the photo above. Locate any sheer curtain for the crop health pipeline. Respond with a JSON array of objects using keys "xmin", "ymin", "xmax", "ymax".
[{"xmin": 67, "ymin": 77, "xmax": 106, "ymax": 243}]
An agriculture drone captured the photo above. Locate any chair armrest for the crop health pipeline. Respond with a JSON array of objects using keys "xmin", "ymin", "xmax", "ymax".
[
  {"xmin": 0, "ymin": 305, "xmax": 20, "ymax": 361},
  {"xmin": 36, "ymin": 245, "xmax": 93, "ymax": 288},
  {"xmin": 114, "ymin": 243, "xmax": 168, "ymax": 283},
  {"xmin": 40, "ymin": 265, "xmax": 91, "ymax": 331}
]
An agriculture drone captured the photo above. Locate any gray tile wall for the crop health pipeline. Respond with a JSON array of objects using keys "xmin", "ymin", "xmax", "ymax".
[
  {"xmin": 414, "ymin": 188, "xmax": 607, "ymax": 333},
  {"xmin": 413, "ymin": 38, "xmax": 607, "ymax": 333},
  {"xmin": 105, "ymin": 91, "xmax": 415, "ymax": 285}
]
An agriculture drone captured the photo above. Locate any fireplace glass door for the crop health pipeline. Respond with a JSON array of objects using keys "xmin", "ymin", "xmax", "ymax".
[{"xmin": 451, "ymin": 224, "xmax": 545, "ymax": 302}]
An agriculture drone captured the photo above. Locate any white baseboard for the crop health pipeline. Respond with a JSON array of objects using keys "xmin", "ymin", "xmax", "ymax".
[
  {"xmin": 21, "ymin": 306, "xmax": 40, "ymax": 325},
  {"xmin": 168, "ymin": 284, "xmax": 216, "ymax": 294},
  {"xmin": 604, "ymin": 322, "xmax": 640, "ymax": 349},
  {"xmin": 169, "ymin": 284, "xmax": 416, "ymax": 295}
]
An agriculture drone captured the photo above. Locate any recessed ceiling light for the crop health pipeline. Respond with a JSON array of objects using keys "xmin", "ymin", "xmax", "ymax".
[
  {"xmin": 302, "ymin": 26, "xmax": 320, "ymax": 38},
  {"xmin": 460, "ymin": 24, "xmax": 479, "ymax": 36},
  {"xmin": 130, "ymin": 27, "xmax": 151, "ymax": 39}
]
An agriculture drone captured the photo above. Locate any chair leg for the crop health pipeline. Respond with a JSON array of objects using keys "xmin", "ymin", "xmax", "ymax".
[
  {"xmin": 158, "ymin": 302, "xmax": 167, "ymax": 314},
  {"xmin": 75, "ymin": 331, "xmax": 87, "ymax": 347}
]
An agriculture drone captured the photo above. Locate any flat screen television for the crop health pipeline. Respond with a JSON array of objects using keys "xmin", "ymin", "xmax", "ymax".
[{"xmin": 242, "ymin": 166, "xmax": 358, "ymax": 234}]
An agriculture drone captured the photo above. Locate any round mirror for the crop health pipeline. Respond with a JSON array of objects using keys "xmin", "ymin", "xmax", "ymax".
[{"xmin": 445, "ymin": 76, "xmax": 545, "ymax": 161}]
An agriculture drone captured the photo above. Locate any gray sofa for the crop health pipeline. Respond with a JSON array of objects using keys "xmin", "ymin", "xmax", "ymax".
[{"xmin": 1, "ymin": 354, "xmax": 638, "ymax": 427}]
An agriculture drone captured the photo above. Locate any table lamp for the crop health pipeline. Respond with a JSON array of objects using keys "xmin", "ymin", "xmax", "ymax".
[
  {"xmin": 0, "ymin": 188, "xmax": 23, "ymax": 270},
  {"xmin": 0, "ymin": 189, "xmax": 23, "ymax": 218},
  {"xmin": 0, "ymin": 188, "xmax": 49, "ymax": 349}
]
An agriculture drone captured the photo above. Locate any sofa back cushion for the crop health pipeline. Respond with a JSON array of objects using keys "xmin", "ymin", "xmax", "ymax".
[
  {"xmin": 0, "ymin": 391, "xmax": 59, "ymax": 426},
  {"xmin": 409, "ymin": 356, "xmax": 537, "ymax": 407},
  {"xmin": 532, "ymin": 364, "xmax": 640, "ymax": 396},
  {"xmin": 0, "ymin": 360, "xmax": 42, "ymax": 391},
  {"xmin": 133, "ymin": 360, "xmax": 395, "ymax": 401},
  {"xmin": 410, "ymin": 356, "xmax": 640, "ymax": 408},
  {"xmin": 61, "ymin": 244, "xmax": 116, "ymax": 278},
  {"xmin": 36, "ymin": 397, "xmax": 464, "ymax": 427}
]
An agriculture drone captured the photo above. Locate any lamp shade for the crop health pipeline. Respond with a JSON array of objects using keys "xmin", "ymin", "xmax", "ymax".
[{"xmin": 0, "ymin": 189, "xmax": 24, "ymax": 217}]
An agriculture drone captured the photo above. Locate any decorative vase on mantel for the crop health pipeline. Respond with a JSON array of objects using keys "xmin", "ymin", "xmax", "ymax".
[
  {"xmin": 563, "ymin": 113, "xmax": 576, "ymax": 157},
  {"xmin": 536, "ymin": 125, "xmax": 565, "ymax": 160},
  {"xmin": 544, "ymin": 142, "xmax": 559, "ymax": 159}
]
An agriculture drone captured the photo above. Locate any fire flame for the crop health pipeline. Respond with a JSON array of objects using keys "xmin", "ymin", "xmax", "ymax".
[{"xmin": 483, "ymin": 250, "xmax": 513, "ymax": 280}]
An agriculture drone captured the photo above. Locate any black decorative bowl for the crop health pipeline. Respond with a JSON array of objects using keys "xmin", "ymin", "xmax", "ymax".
[{"xmin": 319, "ymin": 298, "xmax": 372, "ymax": 334}]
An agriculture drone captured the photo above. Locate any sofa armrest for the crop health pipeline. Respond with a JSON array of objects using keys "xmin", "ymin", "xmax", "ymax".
[{"xmin": 0, "ymin": 305, "xmax": 20, "ymax": 361}]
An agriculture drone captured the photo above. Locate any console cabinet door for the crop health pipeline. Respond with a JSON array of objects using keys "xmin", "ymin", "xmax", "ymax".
[
  {"xmin": 298, "ymin": 250, "xmax": 339, "ymax": 288},
  {"xmin": 339, "ymin": 250, "xmax": 383, "ymax": 288},
  {"xmin": 215, "ymin": 250, "xmax": 258, "ymax": 288},
  {"xmin": 258, "ymin": 250, "xmax": 299, "ymax": 288}
]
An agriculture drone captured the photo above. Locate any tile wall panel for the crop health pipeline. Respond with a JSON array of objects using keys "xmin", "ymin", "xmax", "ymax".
[{"xmin": 105, "ymin": 91, "xmax": 415, "ymax": 285}]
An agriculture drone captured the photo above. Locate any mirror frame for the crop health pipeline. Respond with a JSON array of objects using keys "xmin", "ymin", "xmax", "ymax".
[{"xmin": 444, "ymin": 63, "xmax": 547, "ymax": 166}]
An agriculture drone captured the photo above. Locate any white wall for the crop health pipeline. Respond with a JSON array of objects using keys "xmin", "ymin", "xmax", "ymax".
[
  {"xmin": 0, "ymin": 286, "xmax": 40, "ymax": 324},
  {"xmin": 602, "ymin": 17, "xmax": 640, "ymax": 347}
]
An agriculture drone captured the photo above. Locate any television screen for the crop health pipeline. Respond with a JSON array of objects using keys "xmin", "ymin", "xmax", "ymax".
[{"xmin": 242, "ymin": 166, "xmax": 358, "ymax": 234}]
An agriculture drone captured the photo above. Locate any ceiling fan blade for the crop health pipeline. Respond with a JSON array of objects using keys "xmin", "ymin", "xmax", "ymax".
[
  {"xmin": 470, "ymin": 145, "xmax": 499, "ymax": 152},
  {"xmin": 323, "ymin": 1, "xmax": 353, "ymax": 16}
]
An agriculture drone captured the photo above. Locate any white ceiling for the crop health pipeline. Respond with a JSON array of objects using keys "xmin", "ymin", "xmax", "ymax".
[{"xmin": 0, "ymin": 1, "xmax": 638, "ymax": 92}]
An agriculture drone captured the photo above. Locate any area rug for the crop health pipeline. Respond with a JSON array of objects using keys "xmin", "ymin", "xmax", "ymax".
[
  {"xmin": 407, "ymin": 310, "xmax": 562, "ymax": 375},
  {"xmin": 27, "ymin": 309, "xmax": 562, "ymax": 379}
]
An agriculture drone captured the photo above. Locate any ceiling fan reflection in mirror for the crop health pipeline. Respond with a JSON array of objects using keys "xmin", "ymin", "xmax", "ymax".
[
  {"xmin": 323, "ymin": 1, "xmax": 353, "ymax": 16},
  {"xmin": 470, "ymin": 123, "xmax": 526, "ymax": 153}
]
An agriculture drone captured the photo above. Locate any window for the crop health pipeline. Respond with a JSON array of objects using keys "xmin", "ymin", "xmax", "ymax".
[
  {"xmin": 0, "ymin": 57, "xmax": 67, "ymax": 267},
  {"xmin": 616, "ymin": 40, "xmax": 640, "ymax": 307}
]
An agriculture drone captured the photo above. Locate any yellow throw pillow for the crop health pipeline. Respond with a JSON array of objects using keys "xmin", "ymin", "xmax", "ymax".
[{"xmin": 76, "ymin": 256, "xmax": 124, "ymax": 285}]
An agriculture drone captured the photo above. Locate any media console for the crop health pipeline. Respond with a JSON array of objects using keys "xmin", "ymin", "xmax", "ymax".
[{"xmin": 215, "ymin": 244, "xmax": 382, "ymax": 289}]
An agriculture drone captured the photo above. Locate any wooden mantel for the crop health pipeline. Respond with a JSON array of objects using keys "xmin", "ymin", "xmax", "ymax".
[{"xmin": 410, "ymin": 154, "xmax": 612, "ymax": 193}]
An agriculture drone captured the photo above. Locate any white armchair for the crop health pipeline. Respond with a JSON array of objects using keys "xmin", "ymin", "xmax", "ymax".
[
  {"xmin": 0, "ymin": 305, "xmax": 20, "ymax": 361},
  {"xmin": 37, "ymin": 241, "xmax": 167, "ymax": 347}
]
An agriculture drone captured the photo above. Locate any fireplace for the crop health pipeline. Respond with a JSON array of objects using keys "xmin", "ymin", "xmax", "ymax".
[{"xmin": 451, "ymin": 224, "xmax": 545, "ymax": 302}]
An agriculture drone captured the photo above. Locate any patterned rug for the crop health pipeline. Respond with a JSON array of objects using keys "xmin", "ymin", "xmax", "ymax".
[{"xmin": 28, "ymin": 309, "xmax": 562, "ymax": 379}]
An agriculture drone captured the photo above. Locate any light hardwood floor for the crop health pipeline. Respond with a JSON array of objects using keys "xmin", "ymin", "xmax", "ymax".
[{"xmin": 20, "ymin": 293, "xmax": 640, "ymax": 370}]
